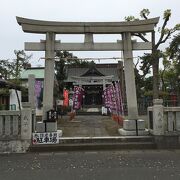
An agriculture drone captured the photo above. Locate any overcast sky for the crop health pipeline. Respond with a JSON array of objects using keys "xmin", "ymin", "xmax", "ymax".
[{"xmin": 0, "ymin": 0, "xmax": 179, "ymax": 66}]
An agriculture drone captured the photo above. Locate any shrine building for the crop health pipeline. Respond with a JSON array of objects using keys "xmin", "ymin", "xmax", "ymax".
[
  {"xmin": 65, "ymin": 62, "xmax": 121, "ymax": 107},
  {"xmin": 20, "ymin": 62, "xmax": 122, "ymax": 110}
]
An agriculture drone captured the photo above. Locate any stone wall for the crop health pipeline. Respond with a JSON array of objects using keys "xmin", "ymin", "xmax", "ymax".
[
  {"xmin": 0, "ymin": 108, "xmax": 33, "ymax": 153},
  {"xmin": 148, "ymin": 103, "xmax": 180, "ymax": 135},
  {"xmin": 148, "ymin": 99, "xmax": 180, "ymax": 149},
  {"xmin": 0, "ymin": 140, "xmax": 30, "ymax": 153}
]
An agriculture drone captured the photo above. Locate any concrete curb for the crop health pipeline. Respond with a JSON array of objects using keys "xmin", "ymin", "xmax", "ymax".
[{"xmin": 29, "ymin": 136, "xmax": 156, "ymax": 152}]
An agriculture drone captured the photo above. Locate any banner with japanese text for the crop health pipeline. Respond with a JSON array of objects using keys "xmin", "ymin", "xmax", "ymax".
[
  {"xmin": 72, "ymin": 86, "xmax": 84, "ymax": 110},
  {"xmin": 103, "ymin": 82, "xmax": 124, "ymax": 124},
  {"xmin": 63, "ymin": 89, "xmax": 69, "ymax": 107},
  {"xmin": 114, "ymin": 81, "xmax": 124, "ymax": 115},
  {"xmin": 103, "ymin": 87, "xmax": 110, "ymax": 108}
]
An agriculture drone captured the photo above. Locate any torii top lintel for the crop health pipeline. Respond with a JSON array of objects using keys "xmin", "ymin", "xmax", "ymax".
[{"xmin": 16, "ymin": 16, "xmax": 159, "ymax": 34}]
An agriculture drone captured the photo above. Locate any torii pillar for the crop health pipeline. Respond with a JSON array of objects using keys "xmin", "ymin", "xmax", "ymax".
[
  {"xmin": 122, "ymin": 32, "xmax": 138, "ymax": 120},
  {"xmin": 118, "ymin": 32, "xmax": 148, "ymax": 136},
  {"xmin": 42, "ymin": 32, "xmax": 55, "ymax": 120}
]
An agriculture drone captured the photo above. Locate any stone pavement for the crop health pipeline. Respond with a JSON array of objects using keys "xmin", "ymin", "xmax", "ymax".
[{"xmin": 57, "ymin": 115, "xmax": 122, "ymax": 137}]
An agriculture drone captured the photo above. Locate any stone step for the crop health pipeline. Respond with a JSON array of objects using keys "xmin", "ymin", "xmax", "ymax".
[
  {"xmin": 29, "ymin": 142, "xmax": 156, "ymax": 152},
  {"xmin": 58, "ymin": 136, "xmax": 154, "ymax": 144},
  {"xmin": 29, "ymin": 136, "xmax": 156, "ymax": 152},
  {"xmin": 76, "ymin": 111, "xmax": 101, "ymax": 115}
]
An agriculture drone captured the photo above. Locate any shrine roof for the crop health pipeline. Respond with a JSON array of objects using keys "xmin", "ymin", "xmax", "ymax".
[
  {"xmin": 66, "ymin": 64, "xmax": 119, "ymax": 82},
  {"xmin": 81, "ymin": 66, "xmax": 104, "ymax": 77},
  {"xmin": 20, "ymin": 67, "xmax": 44, "ymax": 79}
]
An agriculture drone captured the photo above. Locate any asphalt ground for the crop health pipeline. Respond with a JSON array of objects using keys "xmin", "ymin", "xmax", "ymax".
[{"xmin": 0, "ymin": 150, "xmax": 180, "ymax": 180}]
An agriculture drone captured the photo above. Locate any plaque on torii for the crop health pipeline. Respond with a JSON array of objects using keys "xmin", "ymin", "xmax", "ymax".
[{"xmin": 17, "ymin": 16, "xmax": 159, "ymax": 121}]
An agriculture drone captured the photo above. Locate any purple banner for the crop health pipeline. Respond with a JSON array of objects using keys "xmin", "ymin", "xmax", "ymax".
[
  {"xmin": 103, "ymin": 88, "xmax": 109, "ymax": 108},
  {"xmin": 114, "ymin": 82, "xmax": 124, "ymax": 115},
  {"xmin": 72, "ymin": 86, "xmax": 84, "ymax": 110},
  {"xmin": 103, "ymin": 82, "xmax": 124, "ymax": 115},
  {"xmin": 109, "ymin": 84, "xmax": 116, "ymax": 113},
  {"xmin": 35, "ymin": 80, "xmax": 43, "ymax": 109}
]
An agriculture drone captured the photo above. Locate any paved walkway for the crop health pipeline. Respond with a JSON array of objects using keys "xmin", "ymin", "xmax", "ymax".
[{"xmin": 57, "ymin": 115, "xmax": 122, "ymax": 137}]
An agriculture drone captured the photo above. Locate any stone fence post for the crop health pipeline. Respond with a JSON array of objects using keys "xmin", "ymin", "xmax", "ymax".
[
  {"xmin": 28, "ymin": 74, "xmax": 36, "ymax": 131},
  {"xmin": 21, "ymin": 105, "xmax": 32, "ymax": 140},
  {"xmin": 28, "ymin": 74, "xmax": 36, "ymax": 109},
  {"xmin": 152, "ymin": 99, "xmax": 164, "ymax": 135}
]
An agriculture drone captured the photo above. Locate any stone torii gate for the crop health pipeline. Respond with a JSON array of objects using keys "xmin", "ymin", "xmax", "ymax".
[{"xmin": 17, "ymin": 17, "xmax": 159, "ymax": 135}]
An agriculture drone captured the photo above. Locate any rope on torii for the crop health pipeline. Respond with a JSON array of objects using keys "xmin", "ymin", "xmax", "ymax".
[{"xmin": 39, "ymin": 56, "xmax": 140, "ymax": 61}]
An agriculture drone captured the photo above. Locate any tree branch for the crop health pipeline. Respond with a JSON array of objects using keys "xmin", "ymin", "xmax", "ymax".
[
  {"xmin": 142, "ymin": 13, "xmax": 148, "ymax": 20},
  {"xmin": 135, "ymin": 58, "xmax": 140, "ymax": 68},
  {"xmin": 133, "ymin": 33, "xmax": 149, "ymax": 42},
  {"xmin": 156, "ymin": 15, "xmax": 170, "ymax": 48},
  {"xmin": 158, "ymin": 31, "xmax": 171, "ymax": 46}
]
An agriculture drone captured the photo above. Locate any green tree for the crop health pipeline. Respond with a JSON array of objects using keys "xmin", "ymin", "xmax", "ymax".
[
  {"xmin": 125, "ymin": 9, "xmax": 180, "ymax": 99},
  {"xmin": 161, "ymin": 59, "xmax": 179, "ymax": 105},
  {"xmin": 12, "ymin": 50, "xmax": 31, "ymax": 110},
  {"xmin": 0, "ymin": 50, "xmax": 31, "ymax": 110},
  {"xmin": 164, "ymin": 34, "xmax": 180, "ymax": 105},
  {"xmin": 12, "ymin": 50, "xmax": 32, "ymax": 80},
  {"xmin": 55, "ymin": 50, "xmax": 90, "ymax": 99},
  {"xmin": 55, "ymin": 51, "xmax": 69, "ymax": 99},
  {"xmin": 134, "ymin": 58, "xmax": 153, "ymax": 100},
  {"xmin": 0, "ymin": 50, "xmax": 31, "ymax": 81},
  {"xmin": 0, "ymin": 59, "xmax": 14, "ymax": 79},
  {"xmin": 168, "ymin": 33, "xmax": 180, "ymax": 60}
]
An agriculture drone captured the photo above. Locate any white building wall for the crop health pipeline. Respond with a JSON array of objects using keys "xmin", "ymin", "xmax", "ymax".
[{"xmin": 9, "ymin": 89, "xmax": 22, "ymax": 110}]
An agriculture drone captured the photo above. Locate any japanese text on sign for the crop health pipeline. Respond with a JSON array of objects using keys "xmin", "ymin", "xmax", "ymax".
[{"xmin": 32, "ymin": 132, "xmax": 59, "ymax": 144}]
